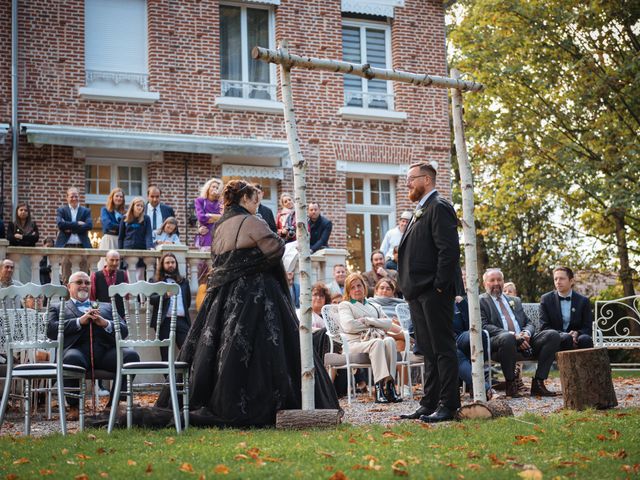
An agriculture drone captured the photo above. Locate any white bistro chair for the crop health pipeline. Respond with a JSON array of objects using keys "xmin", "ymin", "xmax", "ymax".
[{"xmin": 394, "ymin": 303, "xmax": 425, "ymax": 398}]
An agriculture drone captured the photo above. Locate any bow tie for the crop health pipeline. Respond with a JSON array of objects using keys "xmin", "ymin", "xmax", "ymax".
[
  {"xmin": 75, "ymin": 300, "xmax": 91, "ymax": 309},
  {"xmin": 559, "ymin": 296, "xmax": 571, "ymax": 302}
]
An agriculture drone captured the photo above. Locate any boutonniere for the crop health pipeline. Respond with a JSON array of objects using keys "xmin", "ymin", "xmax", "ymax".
[
  {"xmin": 508, "ymin": 300, "xmax": 515, "ymax": 308},
  {"xmin": 571, "ymin": 307, "xmax": 576, "ymax": 313},
  {"xmin": 414, "ymin": 208, "xmax": 425, "ymax": 220}
]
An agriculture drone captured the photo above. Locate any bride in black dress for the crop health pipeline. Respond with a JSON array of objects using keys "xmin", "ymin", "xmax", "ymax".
[{"xmin": 147, "ymin": 180, "xmax": 339, "ymax": 427}]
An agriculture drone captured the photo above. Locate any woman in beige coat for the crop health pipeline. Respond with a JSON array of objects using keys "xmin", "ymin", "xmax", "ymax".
[{"xmin": 338, "ymin": 273, "xmax": 402, "ymax": 403}]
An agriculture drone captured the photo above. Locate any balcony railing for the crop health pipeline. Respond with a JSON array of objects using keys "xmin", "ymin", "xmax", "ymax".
[
  {"xmin": 221, "ymin": 79, "xmax": 277, "ymax": 101},
  {"xmin": 344, "ymin": 90, "xmax": 394, "ymax": 110},
  {"xmin": 85, "ymin": 69, "xmax": 150, "ymax": 91}
]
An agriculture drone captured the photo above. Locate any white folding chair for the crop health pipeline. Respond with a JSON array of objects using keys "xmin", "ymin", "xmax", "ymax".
[
  {"xmin": 0, "ymin": 283, "xmax": 86, "ymax": 435},
  {"xmin": 394, "ymin": 303, "xmax": 425, "ymax": 398},
  {"xmin": 320, "ymin": 304, "xmax": 372, "ymax": 404},
  {"xmin": 107, "ymin": 281, "xmax": 189, "ymax": 433}
]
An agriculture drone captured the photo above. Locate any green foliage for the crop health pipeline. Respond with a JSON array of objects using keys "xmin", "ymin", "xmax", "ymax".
[
  {"xmin": 449, "ymin": 0, "xmax": 640, "ymax": 297},
  {"xmin": 2, "ymin": 410, "xmax": 640, "ymax": 478}
]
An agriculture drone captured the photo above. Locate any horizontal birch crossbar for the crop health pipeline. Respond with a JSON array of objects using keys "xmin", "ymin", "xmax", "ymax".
[{"xmin": 252, "ymin": 46, "xmax": 483, "ymax": 92}]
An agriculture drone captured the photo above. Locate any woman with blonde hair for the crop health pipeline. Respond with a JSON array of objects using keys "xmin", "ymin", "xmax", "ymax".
[
  {"xmin": 194, "ymin": 178, "xmax": 223, "ymax": 251},
  {"xmin": 99, "ymin": 187, "xmax": 126, "ymax": 250},
  {"xmin": 338, "ymin": 272, "xmax": 401, "ymax": 403},
  {"xmin": 276, "ymin": 192, "xmax": 296, "ymax": 243}
]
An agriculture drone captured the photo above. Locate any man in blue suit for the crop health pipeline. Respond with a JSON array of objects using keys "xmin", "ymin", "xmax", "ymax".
[
  {"xmin": 55, "ymin": 187, "xmax": 93, "ymax": 248},
  {"xmin": 540, "ymin": 266, "xmax": 594, "ymax": 351}
]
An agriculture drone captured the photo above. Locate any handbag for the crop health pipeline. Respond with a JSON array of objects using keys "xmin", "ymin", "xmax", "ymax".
[{"xmin": 360, "ymin": 327, "xmax": 386, "ymax": 342}]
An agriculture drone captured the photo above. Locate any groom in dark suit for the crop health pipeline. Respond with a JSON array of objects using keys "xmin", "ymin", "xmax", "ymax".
[
  {"xmin": 480, "ymin": 268, "xmax": 560, "ymax": 397},
  {"xmin": 540, "ymin": 266, "xmax": 593, "ymax": 351},
  {"xmin": 47, "ymin": 271, "xmax": 139, "ymax": 416},
  {"xmin": 398, "ymin": 161, "xmax": 460, "ymax": 423}
]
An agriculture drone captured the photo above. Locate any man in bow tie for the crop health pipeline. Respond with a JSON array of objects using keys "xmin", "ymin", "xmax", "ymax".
[
  {"xmin": 47, "ymin": 271, "xmax": 140, "ymax": 417},
  {"xmin": 539, "ymin": 266, "xmax": 593, "ymax": 351}
]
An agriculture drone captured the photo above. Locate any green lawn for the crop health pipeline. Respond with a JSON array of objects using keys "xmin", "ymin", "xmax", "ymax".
[{"xmin": 2, "ymin": 409, "xmax": 640, "ymax": 479}]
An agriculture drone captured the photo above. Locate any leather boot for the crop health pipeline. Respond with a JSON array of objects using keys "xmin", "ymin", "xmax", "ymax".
[
  {"xmin": 505, "ymin": 379, "xmax": 522, "ymax": 398},
  {"xmin": 531, "ymin": 378, "xmax": 558, "ymax": 397},
  {"xmin": 375, "ymin": 381, "xmax": 390, "ymax": 403},
  {"xmin": 384, "ymin": 379, "xmax": 403, "ymax": 403}
]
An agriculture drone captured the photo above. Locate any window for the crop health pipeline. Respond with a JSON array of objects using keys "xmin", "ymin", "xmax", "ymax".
[
  {"xmin": 221, "ymin": 175, "xmax": 278, "ymax": 218},
  {"xmin": 81, "ymin": 0, "xmax": 158, "ymax": 103},
  {"xmin": 342, "ymin": 20, "xmax": 393, "ymax": 110},
  {"xmin": 84, "ymin": 160, "xmax": 147, "ymax": 238},
  {"xmin": 219, "ymin": 4, "xmax": 276, "ymax": 101},
  {"xmin": 346, "ymin": 176, "xmax": 395, "ymax": 272}
]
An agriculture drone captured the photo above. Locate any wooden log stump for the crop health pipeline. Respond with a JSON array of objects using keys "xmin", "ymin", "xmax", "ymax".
[
  {"xmin": 455, "ymin": 399, "xmax": 514, "ymax": 421},
  {"xmin": 275, "ymin": 409, "xmax": 342, "ymax": 429},
  {"xmin": 557, "ymin": 347, "xmax": 618, "ymax": 411}
]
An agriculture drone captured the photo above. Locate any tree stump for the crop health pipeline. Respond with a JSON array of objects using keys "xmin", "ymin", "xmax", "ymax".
[
  {"xmin": 455, "ymin": 399, "xmax": 514, "ymax": 421},
  {"xmin": 557, "ymin": 347, "xmax": 618, "ymax": 410},
  {"xmin": 275, "ymin": 409, "xmax": 342, "ymax": 429}
]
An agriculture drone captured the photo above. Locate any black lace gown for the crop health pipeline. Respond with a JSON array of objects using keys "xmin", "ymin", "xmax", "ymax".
[{"xmin": 143, "ymin": 210, "xmax": 340, "ymax": 428}]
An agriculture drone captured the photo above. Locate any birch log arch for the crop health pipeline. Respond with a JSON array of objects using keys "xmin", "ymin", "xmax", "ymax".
[{"xmin": 253, "ymin": 43, "xmax": 485, "ymax": 426}]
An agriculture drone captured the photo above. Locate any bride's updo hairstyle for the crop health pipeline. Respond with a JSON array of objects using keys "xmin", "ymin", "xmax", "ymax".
[{"xmin": 223, "ymin": 179, "xmax": 258, "ymax": 208}]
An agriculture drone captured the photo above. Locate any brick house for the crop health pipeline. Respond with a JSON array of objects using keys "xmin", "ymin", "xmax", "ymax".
[{"xmin": 0, "ymin": 0, "xmax": 452, "ymax": 273}]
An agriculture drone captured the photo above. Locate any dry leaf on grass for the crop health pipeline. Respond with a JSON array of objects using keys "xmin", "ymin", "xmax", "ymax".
[
  {"xmin": 166, "ymin": 437, "xmax": 176, "ymax": 445},
  {"xmin": 128, "ymin": 460, "xmax": 137, "ymax": 466},
  {"xmin": 99, "ymin": 473, "xmax": 109, "ymax": 478},
  {"xmin": 179, "ymin": 463, "xmax": 195, "ymax": 473},
  {"xmin": 514, "ymin": 435, "xmax": 539, "ymax": 445},
  {"xmin": 75, "ymin": 475, "xmax": 90, "ymax": 480},
  {"xmin": 39, "ymin": 469, "xmax": 55, "ymax": 475},
  {"xmin": 13, "ymin": 457, "xmax": 29, "ymax": 465},
  {"xmin": 146, "ymin": 464, "xmax": 153, "ymax": 473},
  {"xmin": 391, "ymin": 459, "xmax": 409, "ymax": 477},
  {"xmin": 329, "ymin": 470, "xmax": 348, "ymax": 480},
  {"xmin": 76, "ymin": 453, "xmax": 91, "ymax": 460},
  {"xmin": 214, "ymin": 464, "xmax": 230, "ymax": 474}
]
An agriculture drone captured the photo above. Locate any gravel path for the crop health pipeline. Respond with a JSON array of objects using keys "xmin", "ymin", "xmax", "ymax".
[{"xmin": 1, "ymin": 377, "xmax": 639, "ymax": 437}]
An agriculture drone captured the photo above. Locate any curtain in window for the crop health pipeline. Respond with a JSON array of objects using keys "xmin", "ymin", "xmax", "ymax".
[
  {"xmin": 342, "ymin": 26, "xmax": 363, "ymax": 107},
  {"xmin": 220, "ymin": 5, "xmax": 242, "ymax": 90}
]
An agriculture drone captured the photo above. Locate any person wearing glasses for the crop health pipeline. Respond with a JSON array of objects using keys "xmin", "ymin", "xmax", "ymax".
[{"xmin": 47, "ymin": 271, "xmax": 140, "ymax": 420}]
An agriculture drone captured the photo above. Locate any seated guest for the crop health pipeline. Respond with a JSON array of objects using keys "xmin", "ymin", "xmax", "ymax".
[
  {"xmin": 8, "ymin": 202, "xmax": 40, "ymax": 283},
  {"xmin": 503, "ymin": 282, "xmax": 518, "ymax": 297},
  {"xmin": 330, "ymin": 293, "xmax": 343, "ymax": 305},
  {"xmin": 338, "ymin": 273, "xmax": 401, "ymax": 403},
  {"xmin": 363, "ymin": 250, "xmax": 398, "ymax": 297},
  {"xmin": 276, "ymin": 193, "xmax": 296, "ymax": 243},
  {"xmin": 194, "ymin": 178, "xmax": 223, "ymax": 251},
  {"xmin": 0, "ymin": 259, "xmax": 22, "ymax": 288},
  {"xmin": 540, "ymin": 266, "xmax": 593, "ymax": 351},
  {"xmin": 453, "ymin": 296, "xmax": 492, "ymax": 399},
  {"xmin": 328, "ymin": 264, "xmax": 347, "ymax": 296},
  {"xmin": 480, "ymin": 268, "xmax": 560, "ymax": 398},
  {"xmin": 311, "ymin": 282, "xmax": 331, "ymax": 331},
  {"xmin": 386, "ymin": 246, "xmax": 399, "ymax": 271},
  {"xmin": 379, "ymin": 211, "xmax": 412, "ymax": 265},
  {"xmin": 154, "ymin": 217, "xmax": 182, "ymax": 247},
  {"xmin": 99, "ymin": 188, "xmax": 126, "ymax": 250},
  {"xmin": 90, "ymin": 250, "xmax": 129, "ymax": 319},
  {"xmin": 47, "ymin": 271, "xmax": 139, "ymax": 417},
  {"xmin": 308, "ymin": 202, "xmax": 332, "ymax": 253},
  {"xmin": 150, "ymin": 253, "xmax": 191, "ymax": 362},
  {"xmin": 287, "ymin": 271, "xmax": 300, "ymax": 309}
]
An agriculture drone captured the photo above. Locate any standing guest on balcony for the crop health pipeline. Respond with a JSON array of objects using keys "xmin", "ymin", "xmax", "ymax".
[
  {"xmin": 150, "ymin": 252, "xmax": 191, "ymax": 362},
  {"xmin": 118, "ymin": 197, "xmax": 153, "ymax": 280},
  {"xmin": 90, "ymin": 250, "xmax": 129, "ymax": 319},
  {"xmin": 39, "ymin": 237, "xmax": 55, "ymax": 285},
  {"xmin": 99, "ymin": 188, "xmax": 126, "ymax": 251},
  {"xmin": 0, "ymin": 259, "xmax": 22, "ymax": 288},
  {"xmin": 146, "ymin": 185, "xmax": 176, "ymax": 239},
  {"xmin": 276, "ymin": 193, "xmax": 296, "ymax": 243},
  {"xmin": 254, "ymin": 183, "xmax": 277, "ymax": 234},
  {"xmin": 539, "ymin": 266, "xmax": 594, "ymax": 351},
  {"xmin": 379, "ymin": 211, "xmax": 412, "ymax": 265},
  {"xmin": 363, "ymin": 250, "xmax": 398, "ymax": 297},
  {"xmin": 308, "ymin": 202, "xmax": 332, "ymax": 253},
  {"xmin": 8, "ymin": 203, "xmax": 40, "ymax": 283},
  {"xmin": 193, "ymin": 178, "xmax": 223, "ymax": 251},
  {"xmin": 154, "ymin": 217, "xmax": 182, "ymax": 248},
  {"xmin": 55, "ymin": 187, "xmax": 93, "ymax": 249}
]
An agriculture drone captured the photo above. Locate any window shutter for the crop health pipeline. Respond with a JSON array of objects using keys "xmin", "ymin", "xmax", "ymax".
[{"xmin": 85, "ymin": 0, "xmax": 148, "ymax": 74}]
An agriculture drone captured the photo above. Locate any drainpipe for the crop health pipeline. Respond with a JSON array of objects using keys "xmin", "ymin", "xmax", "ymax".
[{"xmin": 11, "ymin": 0, "xmax": 19, "ymax": 221}]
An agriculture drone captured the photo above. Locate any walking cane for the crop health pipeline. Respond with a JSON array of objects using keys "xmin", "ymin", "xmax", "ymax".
[{"xmin": 89, "ymin": 301, "xmax": 99, "ymax": 415}]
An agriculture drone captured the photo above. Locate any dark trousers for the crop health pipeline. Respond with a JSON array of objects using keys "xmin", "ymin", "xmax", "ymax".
[
  {"xmin": 158, "ymin": 316, "xmax": 190, "ymax": 362},
  {"xmin": 408, "ymin": 289, "xmax": 460, "ymax": 411},
  {"xmin": 456, "ymin": 331, "xmax": 490, "ymax": 391},
  {"xmin": 559, "ymin": 332, "xmax": 593, "ymax": 351},
  {"xmin": 490, "ymin": 330, "xmax": 561, "ymax": 381},
  {"xmin": 63, "ymin": 342, "xmax": 140, "ymax": 406}
]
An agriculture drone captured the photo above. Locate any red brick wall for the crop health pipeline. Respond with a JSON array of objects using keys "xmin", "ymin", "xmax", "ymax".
[{"xmin": 1, "ymin": 0, "xmax": 452, "ymax": 251}]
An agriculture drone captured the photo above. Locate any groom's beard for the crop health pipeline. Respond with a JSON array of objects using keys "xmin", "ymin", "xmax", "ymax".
[{"xmin": 409, "ymin": 184, "xmax": 425, "ymax": 202}]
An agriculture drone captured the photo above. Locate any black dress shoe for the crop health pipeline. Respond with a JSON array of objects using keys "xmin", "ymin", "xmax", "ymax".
[
  {"xmin": 530, "ymin": 378, "xmax": 558, "ymax": 397},
  {"xmin": 399, "ymin": 405, "xmax": 434, "ymax": 419},
  {"xmin": 419, "ymin": 406, "xmax": 455, "ymax": 423},
  {"xmin": 374, "ymin": 381, "xmax": 390, "ymax": 403},
  {"xmin": 384, "ymin": 379, "xmax": 403, "ymax": 403}
]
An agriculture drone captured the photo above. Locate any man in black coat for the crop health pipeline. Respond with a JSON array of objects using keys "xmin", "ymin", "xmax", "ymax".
[
  {"xmin": 480, "ymin": 268, "xmax": 560, "ymax": 397},
  {"xmin": 398, "ymin": 161, "xmax": 460, "ymax": 423},
  {"xmin": 540, "ymin": 266, "xmax": 593, "ymax": 351},
  {"xmin": 255, "ymin": 184, "xmax": 277, "ymax": 234},
  {"xmin": 47, "ymin": 271, "xmax": 139, "ymax": 416},
  {"xmin": 308, "ymin": 202, "xmax": 332, "ymax": 253}
]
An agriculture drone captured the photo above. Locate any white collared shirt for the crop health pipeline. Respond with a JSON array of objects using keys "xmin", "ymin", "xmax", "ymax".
[
  {"xmin": 67, "ymin": 204, "xmax": 81, "ymax": 245},
  {"xmin": 146, "ymin": 203, "xmax": 164, "ymax": 231},
  {"xmin": 559, "ymin": 289, "xmax": 573, "ymax": 331},
  {"xmin": 490, "ymin": 294, "xmax": 521, "ymax": 334},
  {"xmin": 165, "ymin": 278, "xmax": 185, "ymax": 318}
]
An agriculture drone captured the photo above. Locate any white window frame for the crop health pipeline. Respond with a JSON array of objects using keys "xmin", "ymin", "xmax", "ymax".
[
  {"xmin": 84, "ymin": 158, "xmax": 149, "ymax": 207},
  {"xmin": 215, "ymin": 2, "xmax": 283, "ymax": 114},
  {"xmin": 346, "ymin": 174, "xmax": 396, "ymax": 271}
]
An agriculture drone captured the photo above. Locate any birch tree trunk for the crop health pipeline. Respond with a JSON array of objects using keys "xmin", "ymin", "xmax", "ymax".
[
  {"xmin": 278, "ymin": 41, "xmax": 314, "ymax": 410},
  {"xmin": 451, "ymin": 69, "xmax": 486, "ymax": 403}
]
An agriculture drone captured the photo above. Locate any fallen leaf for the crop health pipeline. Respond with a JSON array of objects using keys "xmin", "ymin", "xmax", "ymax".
[
  {"xmin": 144, "ymin": 441, "xmax": 154, "ymax": 447},
  {"xmin": 13, "ymin": 457, "xmax": 29, "ymax": 465},
  {"xmin": 468, "ymin": 464, "xmax": 481, "ymax": 471},
  {"xmin": 234, "ymin": 454, "xmax": 248, "ymax": 461},
  {"xmin": 99, "ymin": 473, "xmax": 109, "ymax": 478},
  {"xmin": 6, "ymin": 475, "xmax": 18, "ymax": 480},
  {"xmin": 76, "ymin": 454, "xmax": 91, "ymax": 460},
  {"xmin": 488, "ymin": 454, "xmax": 505, "ymax": 466},
  {"xmin": 613, "ymin": 449, "xmax": 627, "ymax": 459},
  {"xmin": 75, "ymin": 475, "xmax": 89, "ymax": 480},
  {"xmin": 329, "ymin": 471, "xmax": 348, "ymax": 480},
  {"xmin": 61, "ymin": 448, "xmax": 69, "ymax": 455},
  {"xmin": 198, "ymin": 474, "xmax": 206, "ymax": 480},
  {"xmin": 514, "ymin": 435, "xmax": 539, "ymax": 445},
  {"xmin": 146, "ymin": 464, "xmax": 153, "ymax": 473},
  {"xmin": 179, "ymin": 463, "xmax": 195, "ymax": 473},
  {"xmin": 392, "ymin": 459, "xmax": 409, "ymax": 477},
  {"xmin": 383, "ymin": 431, "xmax": 403, "ymax": 439},
  {"xmin": 236, "ymin": 442, "xmax": 247, "ymax": 448},
  {"xmin": 214, "ymin": 464, "xmax": 229, "ymax": 474},
  {"xmin": 128, "ymin": 460, "xmax": 137, "ymax": 466},
  {"xmin": 87, "ymin": 434, "xmax": 97, "ymax": 441},
  {"xmin": 608, "ymin": 429, "xmax": 621, "ymax": 440},
  {"xmin": 96, "ymin": 448, "xmax": 106, "ymax": 455},
  {"xmin": 247, "ymin": 448, "xmax": 261, "ymax": 459},
  {"xmin": 39, "ymin": 469, "xmax": 55, "ymax": 475},
  {"xmin": 596, "ymin": 434, "xmax": 607, "ymax": 441},
  {"xmin": 316, "ymin": 450, "xmax": 335, "ymax": 458},
  {"xmin": 166, "ymin": 437, "xmax": 176, "ymax": 445}
]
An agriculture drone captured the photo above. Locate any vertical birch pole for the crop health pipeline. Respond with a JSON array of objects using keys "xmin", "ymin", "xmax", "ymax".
[
  {"xmin": 451, "ymin": 69, "xmax": 486, "ymax": 403},
  {"xmin": 278, "ymin": 40, "xmax": 314, "ymax": 410}
]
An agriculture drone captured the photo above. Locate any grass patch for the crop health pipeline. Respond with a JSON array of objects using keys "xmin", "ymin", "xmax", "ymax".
[{"xmin": 2, "ymin": 409, "xmax": 640, "ymax": 478}]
